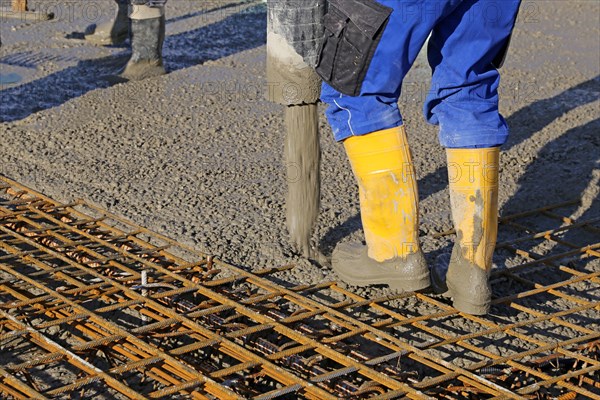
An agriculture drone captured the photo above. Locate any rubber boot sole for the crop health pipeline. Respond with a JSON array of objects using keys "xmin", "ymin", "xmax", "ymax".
[
  {"xmin": 103, "ymin": 61, "xmax": 166, "ymax": 85},
  {"xmin": 436, "ymin": 247, "xmax": 491, "ymax": 315},
  {"xmin": 332, "ymin": 242, "xmax": 430, "ymax": 292},
  {"xmin": 335, "ymin": 265, "xmax": 430, "ymax": 292},
  {"xmin": 446, "ymin": 281, "xmax": 490, "ymax": 315},
  {"xmin": 120, "ymin": 61, "xmax": 166, "ymax": 82}
]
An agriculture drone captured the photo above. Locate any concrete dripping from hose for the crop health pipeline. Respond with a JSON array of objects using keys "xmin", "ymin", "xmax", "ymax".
[
  {"xmin": 266, "ymin": 0, "xmax": 326, "ymax": 263},
  {"xmin": 284, "ymin": 104, "xmax": 322, "ymax": 259}
]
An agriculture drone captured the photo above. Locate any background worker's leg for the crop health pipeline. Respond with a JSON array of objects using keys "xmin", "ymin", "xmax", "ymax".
[
  {"xmin": 119, "ymin": 1, "xmax": 167, "ymax": 81},
  {"xmin": 85, "ymin": 0, "xmax": 129, "ymax": 46},
  {"xmin": 424, "ymin": 0, "xmax": 521, "ymax": 314}
]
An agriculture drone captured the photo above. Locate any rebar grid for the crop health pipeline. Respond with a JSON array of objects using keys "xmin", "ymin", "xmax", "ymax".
[{"xmin": 0, "ymin": 176, "xmax": 598, "ymax": 399}]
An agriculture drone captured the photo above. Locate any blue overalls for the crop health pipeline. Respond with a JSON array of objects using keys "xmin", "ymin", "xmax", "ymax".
[{"xmin": 320, "ymin": 0, "xmax": 521, "ymax": 148}]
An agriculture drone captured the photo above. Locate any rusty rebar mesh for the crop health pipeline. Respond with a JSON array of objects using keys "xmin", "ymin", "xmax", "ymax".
[{"xmin": 0, "ymin": 176, "xmax": 598, "ymax": 400}]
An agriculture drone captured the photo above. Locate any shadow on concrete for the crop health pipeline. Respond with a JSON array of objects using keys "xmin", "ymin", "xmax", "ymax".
[{"xmin": 165, "ymin": 0, "xmax": 256, "ymax": 25}]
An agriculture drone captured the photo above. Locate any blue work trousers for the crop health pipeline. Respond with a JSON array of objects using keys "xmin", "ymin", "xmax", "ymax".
[{"xmin": 321, "ymin": 0, "xmax": 521, "ymax": 148}]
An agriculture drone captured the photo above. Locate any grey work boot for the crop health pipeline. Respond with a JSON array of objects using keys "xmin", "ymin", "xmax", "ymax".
[
  {"xmin": 84, "ymin": 0, "xmax": 129, "ymax": 46},
  {"xmin": 119, "ymin": 15, "xmax": 166, "ymax": 81},
  {"xmin": 331, "ymin": 243, "xmax": 430, "ymax": 292}
]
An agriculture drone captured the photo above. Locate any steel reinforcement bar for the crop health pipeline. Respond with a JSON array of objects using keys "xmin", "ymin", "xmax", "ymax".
[{"xmin": 0, "ymin": 176, "xmax": 598, "ymax": 399}]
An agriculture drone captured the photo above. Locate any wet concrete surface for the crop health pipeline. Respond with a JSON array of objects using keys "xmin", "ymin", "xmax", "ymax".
[{"xmin": 1, "ymin": 0, "xmax": 599, "ymax": 356}]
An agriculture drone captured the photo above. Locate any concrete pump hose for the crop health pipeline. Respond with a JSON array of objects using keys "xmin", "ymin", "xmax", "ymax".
[{"xmin": 266, "ymin": 0, "xmax": 326, "ymax": 106}]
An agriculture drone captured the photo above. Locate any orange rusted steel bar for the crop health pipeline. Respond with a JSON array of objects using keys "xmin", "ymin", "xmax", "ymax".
[
  {"xmin": 12, "ymin": 0, "xmax": 27, "ymax": 12},
  {"xmin": 1, "ymin": 176, "xmax": 598, "ymax": 399}
]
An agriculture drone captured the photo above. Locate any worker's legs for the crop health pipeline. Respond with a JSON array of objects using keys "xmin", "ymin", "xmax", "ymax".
[
  {"xmin": 424, "ymin": 0, "xmax": 520, "ymax": 314},
  {"xmin": 119, "ymin": 1, "xmax": 167, "ymax": 81},
  {"xmin": 320, "ymin": 0, "xmax": 520, "ymax": 298},
  {"xmin": 323, "ymin": 0, "xmax": 466, "ymax": 291},
  {"xmin": 85, "ymin": 0, "xmax": 129, "ymax": 46}
]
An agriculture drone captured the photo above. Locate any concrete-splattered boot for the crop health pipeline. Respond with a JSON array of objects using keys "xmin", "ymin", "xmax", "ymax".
[
  {"xmin": 331, "ymin": 126, "xmax": 430, "ymax": 292},
  {"xmin": 84, "ymin": 0, "xmax": 129, "ymax": 46},
  {"xmin": 119, "ymin": 4, "xmax": 166, "ymax": 81},
  {"xmin": 442, "ymin": 147, "xmax": 500, "ymax": 315}
]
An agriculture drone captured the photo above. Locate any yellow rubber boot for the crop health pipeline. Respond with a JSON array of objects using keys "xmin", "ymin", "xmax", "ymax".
[
  {"xmin": 331, "ymin": 126, "xmax": 430, "ymax": 292},
  {"xmin": 441, "ymin": 147, "xmax": 499, "ymax": 315}
]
